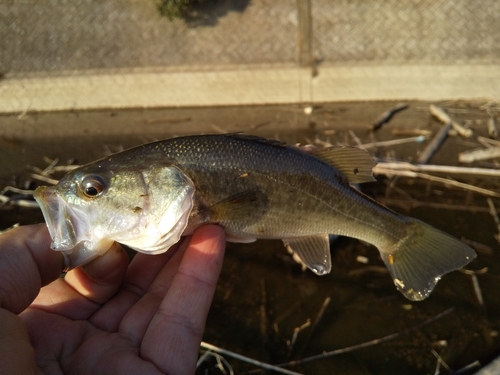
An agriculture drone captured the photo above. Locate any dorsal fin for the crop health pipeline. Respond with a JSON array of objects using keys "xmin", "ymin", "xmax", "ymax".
[
  {"xmin": 309, "ymin": 147, "xmax": 377, "ymax": 184},
  {"xmin": 224, "ymin": 133, "xmax": 286, "ymax": 147}
]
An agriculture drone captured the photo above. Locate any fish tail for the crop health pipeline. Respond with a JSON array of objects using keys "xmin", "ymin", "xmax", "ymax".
[{"xmin": 380, "ymin": 218, "xmax": 476, "ymax": 301}]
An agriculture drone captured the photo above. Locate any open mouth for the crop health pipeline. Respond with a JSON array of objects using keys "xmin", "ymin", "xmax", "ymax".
[
  {"xmin": 34, "ymin": 186, "xmax": 86, "ymax": 251},
  {"xmin": 34, "ymin": 185, "xmax": 112, "ymax": 269}
]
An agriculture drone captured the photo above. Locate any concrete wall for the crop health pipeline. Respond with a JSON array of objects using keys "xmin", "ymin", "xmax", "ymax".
[{"xmin": 1, "ymin": 0, "xmax": 499, "ymax": 112}]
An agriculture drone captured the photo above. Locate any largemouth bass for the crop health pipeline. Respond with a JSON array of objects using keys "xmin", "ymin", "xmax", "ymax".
[{"xmin": 34, "ymin": 134, "xmax": 476, "ymax": 301}]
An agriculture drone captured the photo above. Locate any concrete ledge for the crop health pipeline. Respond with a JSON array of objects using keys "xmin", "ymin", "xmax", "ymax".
[{"xmin": 1, "ymin": 64, "xmax": 499, "ymax": 113}]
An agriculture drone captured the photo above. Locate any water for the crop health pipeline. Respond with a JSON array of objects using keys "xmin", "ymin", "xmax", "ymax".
[{"xmin": 1, "ymin": 102, "xmax": 499, "ymax": 374}]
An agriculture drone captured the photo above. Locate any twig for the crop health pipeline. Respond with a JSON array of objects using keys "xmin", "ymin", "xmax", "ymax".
[
  {"xmin": 297, "ymin": 297, "xmax": 331, "ymax": 357},
  {"xmin": 41, "ymin": 158, "xmax": 59, "ymax": 175},
  {"xmin": 288, "ymin": 319, "xmax": 311, "ymax": 354},
  {"xmin": 356, "ymin": 255, "xmax": 369, "ymax": 264},
  {"xmin": 378, "ymin": 198, "xmax": 490, "ymax": 213},
  {"xmin": 147, "ymin": 117, "xmax": 191, "ymax": 125},
  {"xmin": 431, "ymin": 348, "xmax": 452, "ymax": 374},
  {"xmin": 312, "ymin": 138, "xmax": 333, "ymax": 148},
  {"xmin": 360, "ymin": 136, "xmax": 427, "ymax": 150},
  {"xmin": 371, "ymin": 103, "xmax": 409, "ymax": 131},
  {"xmin": 487, "ymin": 117, "xmax": 498, "ymax": 139},
  {"xmin": 308, "ymin": 297, "xmax": 330, "ymax": 334},
  {"xmin": 461, "ymin": 238, "xmax": 494, "ymax": 256},
  {"xmin": 210, "ymin": 123, "xmax": 227, "ymax": 134},
  {"xmin": 0, "ymin": 186, "xmax": 34, "ymax": 195},
  {"xmin": 197, "ymin": 350, "xmax": 211, "ymax": 367},
  {"xmin": 17, "ymin": 102, "xmax": 31, "ymax": 120},
  {"xmin": 454, "ymin": 360, "xmax": 481, "ymax": 374},
  {"xmin": 392, "ymin": 128, "xmax": 432, "ymax": 137},
  {"xmin": 487, "ymin": 198, "xmax": 500, "ymax": 243},
  {"xmin": 276, "ymin": 307, "xmax": 455, "ymax": 368},
  {"xmin": 460, "ymin": 268, "xmax": 488, "ymax": 306},
  {"xmin": 348, "ymin": 130, "xmax": 364, "ymax": 149},
  {"xmin": 374, "ymin": 161, "xmax": 500, "ymax": 178},
  {"xmin": 459, "ymin": 147, "xmax": 500, "ymax": 164},
  {"xmin": 0, "ymin": 223, "xmax": 19, "ymax": 234},
  {"xmin": 33, "ymin": 165, "xmax": 80, "ymax": 174},
  {"xmin": 471, "ymin": 274, "xmax": 484, "ymax": 306},
  {"xmin": 416, "ymin": 122, "xmax": 451, "ymax": 164},
  {"xmin": 0, "ymin": 195, "xmax": 39, "ymax": 208},
  {"xmin": 199, "ymin": 342, "xmax": 304, "ymax": 375},
  {"xmin": 486, "ymin": 109, "xmax": 498, "ymax": 138},
  {"xmin": 374, "ymin": 166, "xmax": 500, "ymax": 198},
  {"xmin": 29, "ymin": 173, "xmax": 59, "ymax": 185},
  {"xmin": 197, "ymin": 350, "xmax": 234, "ymax": 375},
  {"xmin": 477, "ymin": 136, "xmax": 500, "ymax": 148},
  {"xmin": 250, "ymin": 120, "xmax": 272, "ymax": 130},
  {"xmin": 52, "ymin": 165, "xmax": 79, "ymax": 172},
  {"xmin": 429, "ymin": 105, "xmax": 473, "ymax": 138}
]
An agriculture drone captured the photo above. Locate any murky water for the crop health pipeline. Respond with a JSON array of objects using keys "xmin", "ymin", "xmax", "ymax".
[{"xmin": 1, "ymin": 102, "xmax": 499, "ymax": 374}]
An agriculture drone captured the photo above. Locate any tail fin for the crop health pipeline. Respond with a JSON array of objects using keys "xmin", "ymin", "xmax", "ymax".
[{"xmin": 380, "ymin": 219, "xmax": 476, "ymax": 301}]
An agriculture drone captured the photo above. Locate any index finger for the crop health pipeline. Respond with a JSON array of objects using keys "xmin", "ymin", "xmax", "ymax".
[
  {"xmin": 141, "ymin": 225, "xmax": 226, "ymax": 375},
  {"xmin": 0, "ymin": 224, "xmax": 64, "ymax": 313}
]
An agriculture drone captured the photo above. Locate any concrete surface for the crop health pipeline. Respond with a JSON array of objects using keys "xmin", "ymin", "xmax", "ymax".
[
  {"xmin": 1, "ymin": 64, "xmax": 500, "ymax": 112},
  {"xmin": 1, "ymin": 0, "xmax": 500, "ymax": 112}
]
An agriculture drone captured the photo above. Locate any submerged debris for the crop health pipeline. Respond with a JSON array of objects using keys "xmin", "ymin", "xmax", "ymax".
[
  {"xmin": 373, "ymin": 163, "xmax": 500, "ymax": 198},
  {"xmin": 459, "ymin": 147, "xmax": 500, "ymax": 163},
  {"xmin": 460, "ymin": 268, "xmax": 488, "ymax": 306},
  {"xmin": 429, "ymin": 104, "xmax": 473, "ymax": 138},
  {"xmin": 416, "ymin": 121, "xmax": 451, "ymax": 164},
  {"xmin": 486, "ymin": 198, "xmax": 500, "ymax": 243},
  {"xmin": 487, "ymin": 116, "xmax": 498, "ymax": 139},
  {"xmin": 199, "ymin": 342, "xmax": 303, "ymax": 375},
  {"xmin": 371, "ymin": 103, "xmax": 409, "ymax": 131}
]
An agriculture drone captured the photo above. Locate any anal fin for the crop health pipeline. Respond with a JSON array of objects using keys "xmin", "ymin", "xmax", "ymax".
[{"xmin": 283, "ymin": 234, "xmax": 332, "ymax": 275}]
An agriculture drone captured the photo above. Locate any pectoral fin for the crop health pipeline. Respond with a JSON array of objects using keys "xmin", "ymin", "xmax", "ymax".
[
  {"xmin": 283, "ymin": 234, "xmax": 332, "ymax": 275},
  {"xmin": 209, "ymin": 189, "xmax": 269, "ymax": 221}
]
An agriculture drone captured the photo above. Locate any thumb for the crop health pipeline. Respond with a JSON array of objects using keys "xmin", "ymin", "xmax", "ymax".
[
  {"xmin": 0, "ymin": 224, "xmax": 64, "ymax": 314},
  {"xmin": 64, "ymin": 242, "xmax": 129, "ymax": 304}
]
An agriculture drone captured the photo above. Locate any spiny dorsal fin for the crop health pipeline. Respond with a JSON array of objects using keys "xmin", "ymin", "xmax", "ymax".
[
  {"xmin": 309, "ymin": 147, "xmax": 377, "ymax": 184},
  {"xmin": 225, "ymin": 133, "xmax": 286, "ymax": 147}
]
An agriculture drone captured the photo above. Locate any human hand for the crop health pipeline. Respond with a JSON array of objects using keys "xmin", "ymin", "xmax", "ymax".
[{"xmin": 0, "ymin": 223, "xmax": 225, "ymax": 375}]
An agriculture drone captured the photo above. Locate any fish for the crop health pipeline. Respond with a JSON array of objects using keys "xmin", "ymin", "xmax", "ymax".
[{"xmin": 34, "ymin": 134, "xmax": 476, "ymax": 301}]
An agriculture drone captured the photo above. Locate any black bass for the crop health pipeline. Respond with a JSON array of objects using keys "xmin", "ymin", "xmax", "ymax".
[{"xmin": 34, "ymin": 134, "xmax": 476, "ymax": 301}]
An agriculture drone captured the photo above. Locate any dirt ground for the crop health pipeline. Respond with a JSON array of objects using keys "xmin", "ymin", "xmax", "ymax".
[{"xmin": 1, "ymin": 100, "xmax": 499, "ymax": 374}]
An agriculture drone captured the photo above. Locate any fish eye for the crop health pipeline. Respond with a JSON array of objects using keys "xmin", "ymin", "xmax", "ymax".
[{"xmin": 81, "ymin": 175, "xmax": 107, "ymax": 198}]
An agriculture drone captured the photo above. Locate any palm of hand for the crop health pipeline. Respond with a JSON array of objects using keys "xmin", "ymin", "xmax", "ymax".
[{"xmin": 0, "ymin": 224, "xmax": 225, "ymax": 375}]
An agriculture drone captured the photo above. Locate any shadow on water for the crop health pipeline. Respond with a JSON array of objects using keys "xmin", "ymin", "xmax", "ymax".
[{"xmin": 1, "ymin": 101, "xmax": 499, "ymax": 374}]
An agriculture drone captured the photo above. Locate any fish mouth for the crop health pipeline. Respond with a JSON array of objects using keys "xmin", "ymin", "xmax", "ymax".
[{"xmin": 34, "ymin": 186, "xmax": 91, "ymax": 252}]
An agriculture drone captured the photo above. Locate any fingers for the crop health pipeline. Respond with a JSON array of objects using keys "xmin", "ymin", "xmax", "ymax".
[
  {"xmin": 113, "ymin": 237, "xmax": 193, "ymax": 343},
  {"xmin": 89, "ymin": 240, "xmax": 185, "ymax": 332},
  {"xmin": 66, "ymin": 242, "xmax": 129, "ymax": 304},
  {"xmin": 0, "ymin": 308, "xmax": 38, "ymax": 375},
  {"xmin": 30, "ymin": 242, "xmax": 129, "ymax": 320},
  {"xmin": 141, "ymin": 225, "xmax": 226, "ymax": 375},
  {"xmin": 0, "ymin": 224, "xmax": 64, "ymax": 314}
]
